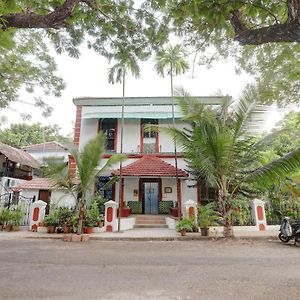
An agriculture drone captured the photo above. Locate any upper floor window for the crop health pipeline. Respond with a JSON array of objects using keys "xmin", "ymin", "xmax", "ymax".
[
  {"xmin": 99, "ymin": 118, "xmax": 117, "ymax": 151},
  {"xmin": 142, "ymin": 119, "xmax": 158, "ymax": 138}
]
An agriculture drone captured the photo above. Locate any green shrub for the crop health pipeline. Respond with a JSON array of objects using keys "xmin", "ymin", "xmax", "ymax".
[
  {"xmin": 57, "ymin": 207, "xmax": 72, "ymax": 227},
  {"xmin": 176, "ymin": 218, "xmax": 193, "ymax": 232},
  {"xmin": 10, "ymin": 208, "xmax": 23, "ymax": 226},
  {"xmin": 198, "ymin": 203, "xmax": 220, "ymax": 229},
  {"xmin": 44, "ymin": 207, "xmax": 59, "ymax": 227},
  {"xmin": 85, "ymin": 200, "xmax": 100, "ymax": 227}
]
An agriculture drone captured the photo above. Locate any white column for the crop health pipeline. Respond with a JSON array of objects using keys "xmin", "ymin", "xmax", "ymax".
[
  {"xmin": 29, "ymin": 200, "xmax": 47, "ymax": 230},
  {"xmin": 184, "ymin": 199, "xmax": 197, "ymax": 224},
  {"xmin": 251, "ymin": 199, "xmax": 267, "ymax": 231},
  {"xmin": 104, "ymin": 200, "xmax": 118, "ymax": 232}
]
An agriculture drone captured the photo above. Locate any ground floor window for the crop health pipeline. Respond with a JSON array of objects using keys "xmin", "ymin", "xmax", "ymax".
[{"xmin": 96, "ymin": 176, "xmax": 114, "ymax": 201}]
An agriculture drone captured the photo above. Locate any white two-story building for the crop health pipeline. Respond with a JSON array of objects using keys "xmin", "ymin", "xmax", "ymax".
[{"xmin": 72, "ymin": 96, "xmax": 228, "ymax": 216}]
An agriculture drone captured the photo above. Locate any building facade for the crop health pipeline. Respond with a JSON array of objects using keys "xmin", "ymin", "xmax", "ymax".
[{"xmin": 72, "ymin": 96, "xmax": 227, "ymax": 216}]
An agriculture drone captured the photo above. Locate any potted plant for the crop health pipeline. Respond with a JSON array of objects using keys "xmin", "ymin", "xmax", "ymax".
[
  {"xmin": 198, "ymin": 203, "xmax": 220, "ymax": 236},
  {"xmin": 10, "ymin": 208, "xmax": 23, "ymax": 231},
  {"xmin": 44, "ymin": 208, "xmax": 59, "ymax": 233},
  {"xmin": 84, "ymin": 201, "xmax": 100, "ymax": 234},
  {"xmin": 0, "ymin": 208, "xmax": 10, "ymax": 231},
  {"xmin": 176, "ymin": 218, "xmax": 193, "ymax": 236},
  {"xmin": 58, "ymin": 207, "xmax": 72, "ymax": 233}
]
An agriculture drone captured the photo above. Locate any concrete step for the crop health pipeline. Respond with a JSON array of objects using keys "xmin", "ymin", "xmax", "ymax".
[
  {"xmin": 135, "ymin": 219, "xmax": 166, "ymax": 225},
  {"xmin": 134, "ymin": 224, "xmax": 169, "ymax": 228}
]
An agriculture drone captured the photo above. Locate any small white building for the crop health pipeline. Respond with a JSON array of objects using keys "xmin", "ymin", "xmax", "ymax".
[
  {"xmin": 15, "ymin": 178, "xmax": 76, "ymax": 214},
  {"xmin": 23, "ymin": 141, "xmax": 70, "ymax": 166},
  {"xmin": 72, "ymin": 96, "xmax": 228, "ymax": 216}
]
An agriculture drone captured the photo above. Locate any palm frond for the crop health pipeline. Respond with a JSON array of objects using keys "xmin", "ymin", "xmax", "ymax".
[{"xmin": 245, "ymin": 147, "xmax": 300, "ymax": 186}]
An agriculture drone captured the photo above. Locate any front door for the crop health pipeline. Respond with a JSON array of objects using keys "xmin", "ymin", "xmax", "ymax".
[
  {"xmin": 38, "ymin": 190, "xmax": 51, "ymax": 215},
  {"xmin": 143, "ymin": 182, "xmax": 159, "ymax": 214}
]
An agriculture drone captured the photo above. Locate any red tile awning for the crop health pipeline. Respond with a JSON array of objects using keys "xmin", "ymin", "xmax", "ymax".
[{"xmin": 112, "ymin": 155, "xmax": 188, "ymax": 177}]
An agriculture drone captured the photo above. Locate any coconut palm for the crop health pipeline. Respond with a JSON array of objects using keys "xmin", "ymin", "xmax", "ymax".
[
  {"xmin": 108, "ymin": 54, "xmax": 140, "ymax": 230},
  {"xmin": 154, "ymin": 44, "xmax": 189, "ymax": 216},
  {"xmin": 46, "ymin": 133, "xmax": 123, "ymax": 235},
  {"xmin": 167, "ymin": 90, "xmax": 300, "ymax": 237}
]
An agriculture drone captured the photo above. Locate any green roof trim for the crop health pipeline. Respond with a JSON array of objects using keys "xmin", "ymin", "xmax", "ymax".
[
  {"xmin": 73, "ymin": 96, "xmax": 231, "ymax": 107},
  {"xmin": 83, "ymin": 112, "xmax": 182, "ymax": 119}
]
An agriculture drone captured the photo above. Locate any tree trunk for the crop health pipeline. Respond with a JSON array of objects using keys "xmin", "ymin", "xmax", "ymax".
[
  {"xmin": 223, "ymin": 217, "xmax": 233, "ymax": 238},
  {"xmin": 77, "ymin": 199, "xmax": 86, "ymax": 235},
  {"xmin": 228, "ymin": 0, "xmax": 300, "ymax": 45},
  {"xmin": 1, "ymin": 0, "xmax": 79, "ymax": 29}
]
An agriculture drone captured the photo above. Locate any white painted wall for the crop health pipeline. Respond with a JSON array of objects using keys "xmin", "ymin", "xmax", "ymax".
[
  {"xmin": 21, "ymin": 189, "xmax": 39, "ymax": 201},
  {"xmin": 20, "ymin": 189, "xmax": 76, "ymax": 208},
  {"xmin": 79, "ymin": 118, "xmax": 98, "ymax": 150},
  {"xmin": 51, "ymin": 190, "xmax": 76, "ymax": 208},
  {"xmin": 123, "ymin": 178, "xmax": 139, "ymax": 204},
  {"xmin": 27, "ymin": 150, "xmax": 69, "ymax": 164},
  {"xmin": 118, "ymin": 119, "xmax": 140, "ymax": 153}
]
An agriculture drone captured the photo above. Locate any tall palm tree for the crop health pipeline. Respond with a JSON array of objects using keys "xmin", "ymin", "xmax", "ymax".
[
  {"xmin": 108, "ymin": 54, "xmax": 140, "ymax": 230},
  {"xmin": 155, "ymin": 44, "xmax": 189, "ymax": 217},
  {"xmin": 167, "ymin": 90, "xmax": 300, "ymax": 237},
  {"xmin": 46, "ymin": 133, "xmax": 123, "ymax": 235}
]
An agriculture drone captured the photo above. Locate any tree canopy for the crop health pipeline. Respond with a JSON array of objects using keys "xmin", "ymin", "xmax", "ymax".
[
  {"xmin": 0, "ymin": 0, "xmax": 169, "ymax": 108},
  {"xmin": 0, "ymin": 123, "xmax": 71, "ymax": 148},
  {"xmin": 166, "ymin": 0, "xmax": 300, "ymax": 106},
  {"xmin": 1, "ymin": 1, "xmax": 300, "ymax": 108}
]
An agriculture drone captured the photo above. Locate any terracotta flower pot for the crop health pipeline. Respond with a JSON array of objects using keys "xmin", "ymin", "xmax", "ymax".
[
  {"xmin": 180, "ymin": 230, "xmax": 186, "ymax": 236},
  {"xmin": 5, "ymin": 224, "xmax": 12, "ymax": 232},
  {"xmin": 47, "ymin": 226, "xmax": 56, "ymax": 234},
  {"xmin": 63, "ymin": 226, "xmax": 71, "ymax": 234},
  {"xmin": 84, "ymin": 227, "xmax": 93, "ymax": 234},
  {"xmin": 200, "ymin": 227, "xmax": 209, "ymax": 236}
]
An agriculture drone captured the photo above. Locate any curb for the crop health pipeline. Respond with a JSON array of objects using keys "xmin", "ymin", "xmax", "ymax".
[{"xmin": 19, "ymin": 234, "xmax": 279, "ymax": 242}]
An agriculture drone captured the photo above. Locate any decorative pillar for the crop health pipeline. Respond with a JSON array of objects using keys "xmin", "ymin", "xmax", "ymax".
[
  {"xmin": 177, "ymin": 178, "xmax": 182, "ymax": 217},
  {"xmin": 29, "ymin": 200, "xmax": 47, "ymax": 231},
  {"xmin": 104, "ymin": 200, "xmax": 118, "ymax": 232},
  {"xmin": 251, "ymin": 199, "xmax": 267, "ymax": 231},
  {"xmin": 184, "ymin": 199, "xmax": 197, "ymax": 224}
]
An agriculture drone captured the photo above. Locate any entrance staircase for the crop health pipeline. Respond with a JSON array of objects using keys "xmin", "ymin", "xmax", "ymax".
[{"xmin": 134, "ymin": 215, "xmax": 168, "ymax": 228}]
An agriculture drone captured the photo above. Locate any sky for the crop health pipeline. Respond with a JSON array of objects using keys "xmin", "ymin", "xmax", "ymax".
[{"xmin": 3, "ymin": 46, "xmax": 282, "ymax": 136}]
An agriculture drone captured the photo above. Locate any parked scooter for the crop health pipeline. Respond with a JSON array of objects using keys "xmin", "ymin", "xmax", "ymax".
[{"xmin": 279, "ymin": 217, "xmax": 300, "ymax": 246}]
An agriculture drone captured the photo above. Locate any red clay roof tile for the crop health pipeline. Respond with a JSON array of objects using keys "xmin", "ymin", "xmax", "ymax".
[{"xmin": 112, "ymin": 156, "xmax": 188, "ymax": 177}]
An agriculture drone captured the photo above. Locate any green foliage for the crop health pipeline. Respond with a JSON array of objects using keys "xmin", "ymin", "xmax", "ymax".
[
  {"xmin": 167, "ymin": 1, "xmax": 300, "ymax": 106},
  {"xmin": 0, "ymin": 207, "xmax": 11, "ymax": 225},
  {"xmin": 9, "ymin": 207, "xmax": 23, "ymax": 226},
  {"xmin": 155, "ymin": 44, "xmax": 189, "ymax": 78},
  {"xmin": 85, "ymin": 201, "xmax": 101, "ymax": 227},
  {"xmin": 46, "ymin": 132, "xmax": 124, "ymax": 234},
  {"xmin": 0, "ymin": 30, "xmax": 65, "ymax": 109},
  {"xmin": 57, "ymin": 207, "xmax": 73, "ymax": 227},
  {"xmin": 198, "ymin": 203, "xmax": 220, "ymax": 229},
  {"xmin": 166, "ymin": 90, "xmax": 300, "ymax": 236},
  {"xmin": 230, "ymin": 197, "xmax": 253, "ymax": 226},
  {"xmin": 0, "ymin": 123, "xmax": 70, "ymax": 148},
  {"xmin": 44, "ymin": 207, "xmax": 59, "ymax": 227},
  {"xmin": 0, "ymin": 0, "xmax": 169, "ymax": 108},
  {"xmin": 176, "ymin": 218, "xmax": 193, "ymax": 233}
]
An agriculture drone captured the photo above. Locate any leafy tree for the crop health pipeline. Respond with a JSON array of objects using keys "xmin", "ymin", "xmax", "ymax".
[
  {"xmin": 46, "ymin": 132, "xmax": 123, "ymax": 235},
  {"xmin": 0, "ymin": 123, "xmax": 70, "ymax": 148},
  {"xmin": 155, "ymin": 44, "xmax": 189, "ymax": 217},
  {"xmin": 269, "ymin": 112, "xmax": 300, "ymax": 156},
  {"xmin": 165, "ymin": 1, "xmax": 300, "ymax": 106},
  {"xmin": 0, "ymin": 0, "xmax": 169, "ymax": 108},
  {"xmin": 166, "ymin": 90, "xmax": 300, "ymax": 237}
]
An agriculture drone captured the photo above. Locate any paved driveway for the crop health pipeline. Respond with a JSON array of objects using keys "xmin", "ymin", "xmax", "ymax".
[{"xmin": 0, "ymin": 239, "xmax": 299, "ymax": 300}]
